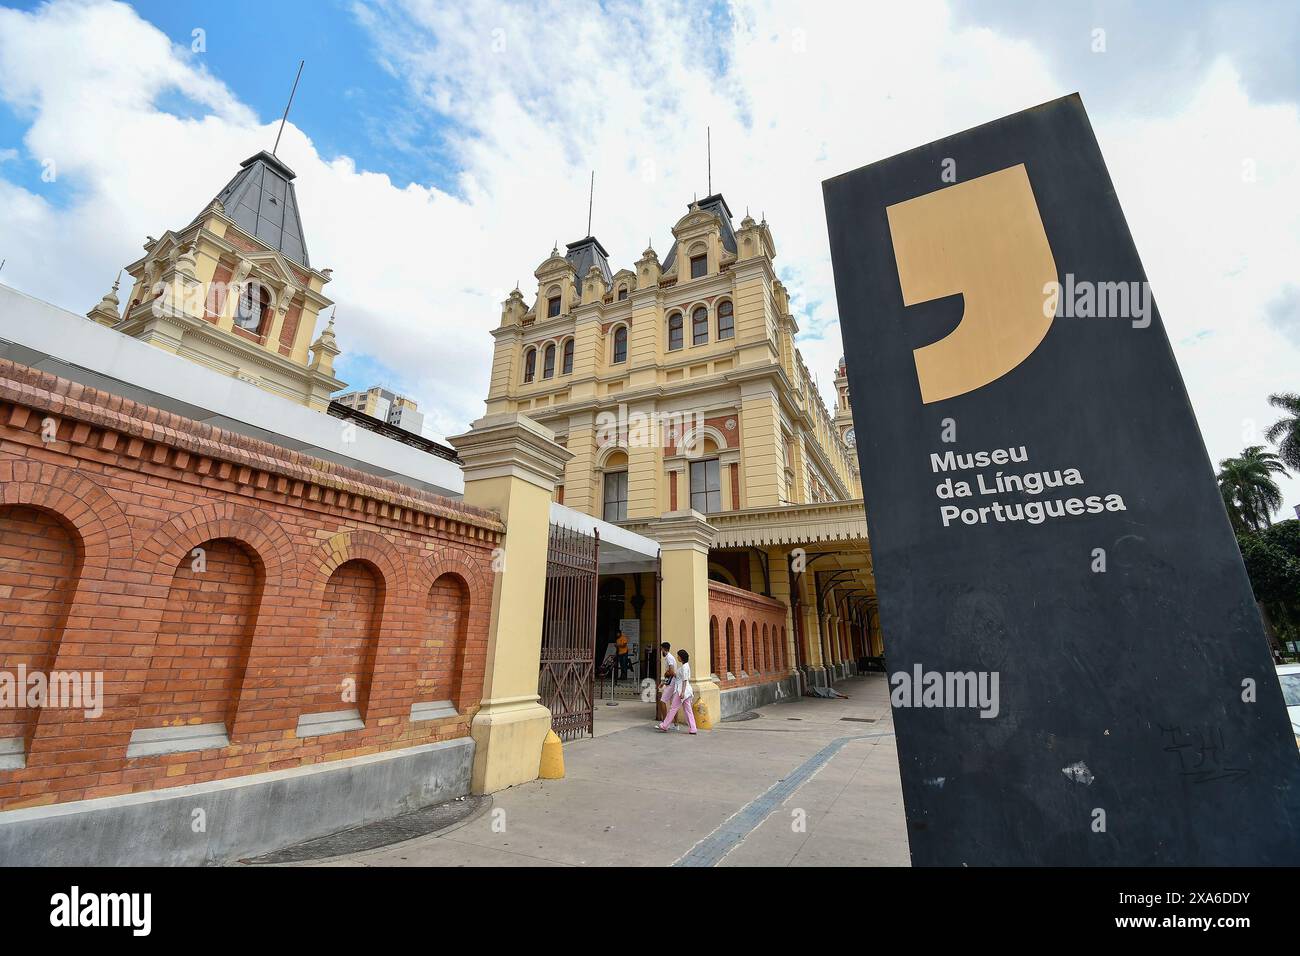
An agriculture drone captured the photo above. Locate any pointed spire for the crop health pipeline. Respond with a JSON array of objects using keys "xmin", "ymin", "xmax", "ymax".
[
  {"xmin": 87, "ymin": 272, "xmax": 123, "ymax": 327},
  {"xmin": 310, "ymin": 307, "xmax": 341, "ymax": 375}
]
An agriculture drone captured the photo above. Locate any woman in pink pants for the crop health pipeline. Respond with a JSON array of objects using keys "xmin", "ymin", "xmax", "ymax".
[{"xmin": 657, "ymin": 649, "xmax": 697, "ymax": 734}]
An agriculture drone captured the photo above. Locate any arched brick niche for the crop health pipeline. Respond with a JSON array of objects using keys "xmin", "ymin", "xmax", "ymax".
[
  {"xmin": 0, "ymin": 506, "xmax": 83, "ymax": 760},
  {"xmin": 0, "ymin": 359, "xmax": 503, "ymax": 810},
  {"xmin": 309, "ymin": 559, "xmax": 385, "ymax": 726},
  {"xmin": 407, "ymin": 573, "xmax": 470, "ymax": 722},
  {"xmin": 130, "ymin": 539, "xmax": 264, "ymax": 755}
]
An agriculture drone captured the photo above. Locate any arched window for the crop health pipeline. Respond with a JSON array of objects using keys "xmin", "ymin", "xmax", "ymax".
[
  {"xmin": 235, "ymin": 281, "xmax": 271, "ymax": 333},
  {"xmin": 692, "ymin": 306, "xmax": 708, "ymax": 346},
  {"xmin": 602, "ymin": 450, "xmax": 629, "ymax": 521},
  {"xmin": 543, "ymin": 343, "xmax": 556, "ymax": 378},
  {"xmin": 523, "ymin": 347, "xmax": 537, "ymax": 383},
  {"xmin": 717, "ymin": 300, "xmax": 734, "ymax": 340},
  {"xmin": 561, "ymin": 338, "xmax": 574, "ymax": 375},
  {"xmin": 612, "ymin": 325, "xmax": 628, "ymax": 364},
  {"xmin": 667, "ymin": 312, "xmax": 684, "ymax": 351}
]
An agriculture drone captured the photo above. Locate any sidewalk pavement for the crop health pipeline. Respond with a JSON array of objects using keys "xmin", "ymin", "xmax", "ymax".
[{"xmin": 305, "ymin": 673, "xmax": 910, "ymax": 867}]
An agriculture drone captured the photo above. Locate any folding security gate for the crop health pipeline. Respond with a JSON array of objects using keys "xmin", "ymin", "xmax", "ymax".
[{"xmin": 538, "ymin": 524, "xmax": 598, "ymax": 741}]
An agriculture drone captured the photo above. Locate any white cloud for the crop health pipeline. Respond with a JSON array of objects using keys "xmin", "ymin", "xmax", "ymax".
[{"xmin": 1, "ymin": 0, "xmax": 1298, "ymax": 507}]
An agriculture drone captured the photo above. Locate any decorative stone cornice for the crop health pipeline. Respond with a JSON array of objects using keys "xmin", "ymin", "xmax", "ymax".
[
  {"xmin": 644, "ymin": 509, "xmax": 716, "ymax": 552},
  {"xmin": 449, "ymin": 412, "xmax": 573, "ymax": 492}
]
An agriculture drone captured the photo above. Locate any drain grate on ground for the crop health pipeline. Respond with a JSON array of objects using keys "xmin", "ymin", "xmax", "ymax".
[
  {"xmin": 241, "ymin": 793, "xmax": 490, "ymax": 864},
  {"xmin": 839, "ymin": 717, "xmax": 877, "ymax": 723},
  {"xmin": 721, "ymin": 711, "xmax": 760, "ymax": 722}
]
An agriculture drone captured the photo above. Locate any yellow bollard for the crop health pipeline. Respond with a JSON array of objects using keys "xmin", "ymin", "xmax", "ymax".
[
  {"xmin": 693, "ymin": 695, "xmax": 713, "ymax": 730},
  {"xmin": 538, "ymin": 730, "xmax": 565, "ymax": 779}
]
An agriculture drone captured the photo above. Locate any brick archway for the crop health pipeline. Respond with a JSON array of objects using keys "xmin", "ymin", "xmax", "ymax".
[
  {"xmin": 135, "ymin": 501, "xmax": 295, "ymax": 590},
  {"xmin": 309, "ymin": 529, "xmax": 408, "ymax": 598},
  {"xmin": 131, "ymin": 502, "xmax": 296, "ymax": 740},
  {"xmin": 0, "ymin": 462, "xmax": 133, "ymax": 566},
  {"xmin": 0, "ymin": 465, "xmax": 134, "ymax": 759}
]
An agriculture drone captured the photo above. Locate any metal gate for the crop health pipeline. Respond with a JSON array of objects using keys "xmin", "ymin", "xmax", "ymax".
[{"xmin": 538, "ymin": 524, "xmax": 598, "ymax": 741}]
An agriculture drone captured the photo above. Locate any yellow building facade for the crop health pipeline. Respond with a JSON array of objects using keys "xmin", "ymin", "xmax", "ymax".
[
  {"xmin": 87, "ymin": 150, "xmax": 346, "ymax": 410},
  {"xmin": 484, "ymin": 194, "xmax": 882, "ymax": 694}
]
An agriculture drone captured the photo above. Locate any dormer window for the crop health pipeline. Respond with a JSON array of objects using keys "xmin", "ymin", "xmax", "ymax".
[
  {"xmin": 690, "ymin": 255, "xmax": 707, "ymax": 279},
  {"xmin": 617, "ymin": 286, "xmax": 628, "ymax": 301},
  {"xmin": 547, "ymin": 296, "xmax": 562, "ymax": 318},
  {"xmin": 235, "ymin": 281, "xmax": 271, "ymax": 333}
]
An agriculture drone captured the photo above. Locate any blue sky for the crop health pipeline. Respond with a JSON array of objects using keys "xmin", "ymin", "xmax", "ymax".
[{"xmin": 1, "ymin": 0, "xmax": 1299, "ymax": 503}]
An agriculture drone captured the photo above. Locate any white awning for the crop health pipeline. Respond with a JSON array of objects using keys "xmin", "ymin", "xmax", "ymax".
[{"xmin": 549, "ymin": 502, "xmax": 660, "ymax": 573}]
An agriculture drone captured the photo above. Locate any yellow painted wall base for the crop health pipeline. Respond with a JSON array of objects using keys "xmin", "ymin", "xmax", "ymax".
[
  {"xmin": 538, "ymin": 730, "xmax": 565, "ymax": 779},
  {"xmin": 469, "ymin": 699, "xmax": 554, "ymax": 794}
]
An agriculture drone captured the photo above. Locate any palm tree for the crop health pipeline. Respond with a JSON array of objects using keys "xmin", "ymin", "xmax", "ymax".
[
  {"xmin": 1265, "ymin": 392, "xmax": 1300, "ymax": 474},
  {"xmin": 1217, "ymin": 446, "xmax": 1289, "ymax": 532}
]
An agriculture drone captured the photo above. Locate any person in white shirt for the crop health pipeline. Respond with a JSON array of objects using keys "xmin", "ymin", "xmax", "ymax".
[
  {"xmin": 657, "ymin": 648, "xmax": 697, "ymax": 734},
  {"xmin": 657, "ymin": 642, "xmax": 675, "ymax": 721}
]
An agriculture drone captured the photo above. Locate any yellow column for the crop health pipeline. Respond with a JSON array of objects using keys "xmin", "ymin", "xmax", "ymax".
[
  {"xmin": 768, "ymin": 550, "xmax": 795, "ymax": 674},
  {"xmin": 738, "ymin": 382, "xmax": 783, "ymax": 508},
  {"xmin": 449, "ymin": 412, "xmax": 573, "ymax": 793},
  {"xmin": 648, "ymin": 509, "xmax": 718, "ymax": 729}
]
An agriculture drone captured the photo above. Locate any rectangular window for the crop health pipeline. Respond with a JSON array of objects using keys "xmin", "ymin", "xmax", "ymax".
[
  {"xmin": 617, "ymin": 287, "xmax": 628, "ymax": 300},
  {"xmin": 717, "ymin": 301, "xmax": 734, "ymax": 339},
  {"xmin": 689, "ymin": 458, "xmax": 721, "ymax": 514},
  {"xmin": 603, "ymin": 470, "xmax": 628, "ymax": 522},
  {"xmin": 692, "ymin": 309, "xmax": 708, "ymax": 346},
  {"xmin": 547, "ymin": 296, "xmax": 561, "ymax": 318},
  {"xmin": 690, "ymin": 255, "xmax": 707, "ymax": 279}
]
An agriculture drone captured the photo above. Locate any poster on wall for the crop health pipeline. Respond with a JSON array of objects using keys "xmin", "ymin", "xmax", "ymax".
[
  {"xmin": 619, "ymin": 619, "xmax": 642, "ymax": 663},
  {"xmin": 822, "ymin": 93, "xmax": 1300, "ymax": 865}
]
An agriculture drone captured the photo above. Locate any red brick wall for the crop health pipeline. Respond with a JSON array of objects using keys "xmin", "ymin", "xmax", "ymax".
[
  {"xmin": 0, "ymin": 506, "xmax": 82, "ymax": 745},
  {"xmin": 707, "ymin": 580, "xmax": 789, "ymax": 689},
  {"xmin": 138, "ymin": 539, "xmax": 261, "ymax": 729},
  {"xmin": 423, "ymin": 573, "xmax": 468, "ymax": 708},
  {"xmin": 0, "ymin": 359, "xmax": 503, "ymax": 811},
  {"xmin": 312, "ymin": 560, "xmax": 382, "ymax": 714}
]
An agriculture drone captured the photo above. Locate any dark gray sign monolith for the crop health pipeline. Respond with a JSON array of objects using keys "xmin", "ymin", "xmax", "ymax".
[{"xmin": 823, "ymin": 93, "xmax": 1300, "ymax": 865}]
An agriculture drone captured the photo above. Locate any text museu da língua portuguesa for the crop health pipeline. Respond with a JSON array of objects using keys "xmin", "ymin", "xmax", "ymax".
[{"xmin": 929, "ymin": 445, "xmax": 1127, "ymax": 529}]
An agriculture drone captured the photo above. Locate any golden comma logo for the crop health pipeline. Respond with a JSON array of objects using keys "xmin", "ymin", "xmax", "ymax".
[{"xmin": 886, "ymin": 164, "xmax": 1058, "ymax": 404}]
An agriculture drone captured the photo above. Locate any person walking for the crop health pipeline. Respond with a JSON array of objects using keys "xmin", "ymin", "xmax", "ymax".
[
  {"xmin": 656, "ymin": 641, "xmax": 675, "ymax": 722},
  {"xmin": 657, "ymin": 648, "xmax": 697, "ymax": 734}
]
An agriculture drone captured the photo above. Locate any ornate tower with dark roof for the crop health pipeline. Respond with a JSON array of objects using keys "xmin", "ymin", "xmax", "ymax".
[{"xmin": 92, "ymin": 150, "xmax": 346, "ymax": 411}]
